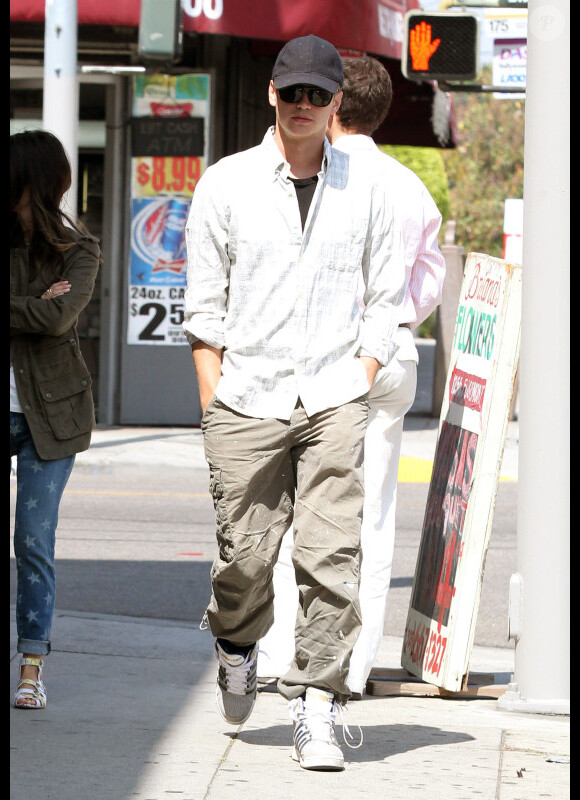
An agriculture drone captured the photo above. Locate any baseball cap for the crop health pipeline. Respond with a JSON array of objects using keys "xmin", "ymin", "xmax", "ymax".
[{"xmin": 272, "ymin": 35, "xmax": 343, "ymax": 94}]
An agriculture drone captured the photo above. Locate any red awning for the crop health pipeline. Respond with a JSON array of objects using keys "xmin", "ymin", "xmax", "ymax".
[
  {"xmin": 10, "ymin": 0, "xmax": 420, "ymax": 61},
  {"xmin": 12, "ymin": 0, "xmax": 456, "ymax": 148}
]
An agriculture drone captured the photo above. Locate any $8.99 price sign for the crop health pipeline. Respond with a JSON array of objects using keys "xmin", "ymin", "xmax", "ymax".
[
  {"xmin": 133, "ymin": 156, "xmax": 203, "ymax": 198},
  {"xmin": 128, "ymin": 285, "xmax": 187, "ymax": 345}
]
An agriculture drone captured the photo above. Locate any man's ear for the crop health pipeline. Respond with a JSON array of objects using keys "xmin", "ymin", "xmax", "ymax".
[
  {"xmin": 331, "ymin": 90, "xmax": 343, "ymax": 115},
  {"xmin": 326, "ymin": 113, "xmax": 338, "ymax": 143},
  {"xmin": 268, "ymin": 80, "xmax": 277, "ymax": 108}
]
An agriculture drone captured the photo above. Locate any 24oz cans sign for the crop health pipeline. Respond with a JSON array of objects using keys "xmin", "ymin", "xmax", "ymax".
[
  {"xmin": 401, "ymin": 253, "xmax": 522, "ymax": 691},
  {"xmin": 127, "ymin": 196, "xmax": 190, "ymax": 344}
]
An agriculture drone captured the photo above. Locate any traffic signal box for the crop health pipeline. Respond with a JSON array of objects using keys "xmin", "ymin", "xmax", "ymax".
[
  {"xmin": 402, "ymin": 11, "xmax": 479, "ymax": 82},
  {"xmin": 138, "ymin": 0, "xmax": 183, "ymax": 63}
]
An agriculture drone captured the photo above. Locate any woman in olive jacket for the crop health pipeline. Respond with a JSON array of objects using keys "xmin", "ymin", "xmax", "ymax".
[{"xmin": 10, "ymin": 130, "xmax": 101, "ymax": 709}]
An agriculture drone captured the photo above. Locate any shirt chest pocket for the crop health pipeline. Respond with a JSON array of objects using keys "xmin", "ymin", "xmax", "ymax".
[
  {"xmin": 319, "ymin": 226, "xmax": 366, "ymax": 275},
  {"xmin": 313, "ymin": 207, "xmax": 368, "ymax": 273}
]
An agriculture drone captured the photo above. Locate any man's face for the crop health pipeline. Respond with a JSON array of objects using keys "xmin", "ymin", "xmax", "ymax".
[{"xmin": 268, "ymin": 80, "xmax": 342, "ymax": 143}]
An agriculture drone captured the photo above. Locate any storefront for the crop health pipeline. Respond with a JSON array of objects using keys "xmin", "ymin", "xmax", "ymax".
[{"xmin": 10, "ymin": 0, "xmax": 456, "ymax": 425}]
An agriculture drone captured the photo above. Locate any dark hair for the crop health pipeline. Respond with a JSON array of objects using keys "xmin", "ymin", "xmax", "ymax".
[
  {"xmin": 337, "ymin": 57, "xmax": 393, "ymax": 136},
  {"xmin": 10, "ymin": 129, "xmax": 98, "ymax": 281}
]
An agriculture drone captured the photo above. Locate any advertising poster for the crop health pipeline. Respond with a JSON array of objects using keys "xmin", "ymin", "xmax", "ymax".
[
  {"xmin": 127, "ymin": 73, "xmax": 211, "ymax": 345},
  {"xmin": 483, "ymin": 8, "xmax": 527, "ymax": 99},
  {"xmin": 401, "ymin": 253, "xmax": 522, "ymax": 691},
  {"xmin": 492, "ymin": 39, "xmax": 526, "ymax": 98}
]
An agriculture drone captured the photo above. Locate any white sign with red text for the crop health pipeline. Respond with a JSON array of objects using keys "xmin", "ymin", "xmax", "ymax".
[{"xmin": 401, "ymin": 253, "xmax": 521, "ymax": 691}]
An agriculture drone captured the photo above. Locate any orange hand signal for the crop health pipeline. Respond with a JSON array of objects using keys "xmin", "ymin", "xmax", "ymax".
[{"xmin": 409, "ymin": 21, "xmax": 441, "ymax": 71}]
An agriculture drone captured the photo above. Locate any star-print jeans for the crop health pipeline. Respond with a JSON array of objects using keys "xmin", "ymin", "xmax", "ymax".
[{"xmin": 10, "ymin": 412, "xmax": 75, "ymax": 655}]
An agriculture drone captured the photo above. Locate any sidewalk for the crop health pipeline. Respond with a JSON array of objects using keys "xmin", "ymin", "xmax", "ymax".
[
  {"xmin": 10, "ymin": 418, "xmax": 569, "ymax": 800},
  {"xmin": 42, "ymin": 410, "xmax": 521, "ymax": 480},
  {"xmin": 10, "ymin": 608, "xmax": 569, "ymax": 800}
]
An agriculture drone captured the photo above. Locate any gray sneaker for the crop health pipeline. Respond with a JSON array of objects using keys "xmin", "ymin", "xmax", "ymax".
[
  {"xmin": 215, "ymin": 641, "xmax": 258, "ymax": 725},
  {"xmin": 289, "ymin": 687, "xmax": 344, "ymax": 771}
]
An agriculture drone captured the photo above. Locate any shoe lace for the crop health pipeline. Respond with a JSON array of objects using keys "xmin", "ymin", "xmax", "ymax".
[
  {"xmin": 219, "ymin": 649, "xmax": 257, "ymax": 695},
  {"xmin": 334, "ymin": 700, "xmax": 364, "ymax": 750},
  {"xmin": 289, "ymin": 696, "xmax": 363, "ymax": 750}
]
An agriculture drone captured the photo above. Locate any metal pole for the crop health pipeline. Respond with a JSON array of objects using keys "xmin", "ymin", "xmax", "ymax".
[
  {"xmin": 499, "ymin": 0, "xmax": 569, "ymax": 714},
  {"xmin": 43, "ymin": 0, "xmax": 79, "ymax": 218},
  {"xmin": 97, "ymin": 76, "xmax": 127, "ymax": 425}
]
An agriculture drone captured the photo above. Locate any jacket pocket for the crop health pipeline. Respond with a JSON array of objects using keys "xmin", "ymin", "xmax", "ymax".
[{"xmin": 38, "ymin": 370, "xmax": 94, "ymax": 440}]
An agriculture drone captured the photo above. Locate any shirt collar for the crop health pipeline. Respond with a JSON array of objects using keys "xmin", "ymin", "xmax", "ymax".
[
  {"xmin": 262, "ymin": 126, "xmax": 331, "ymax": 181},
  {"xmin": 331, "ymin": 133, "xmax": 378, "ymax": 155}
]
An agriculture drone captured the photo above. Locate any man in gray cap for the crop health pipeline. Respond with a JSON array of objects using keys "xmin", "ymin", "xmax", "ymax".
[{"xmin": 183, "ymin": 34, "xmax": 405, "ymax": 771}]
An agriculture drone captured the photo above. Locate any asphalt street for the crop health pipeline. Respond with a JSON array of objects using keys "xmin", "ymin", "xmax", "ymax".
[{"xmin": 10, "ymin": 340, "xmax": 518, "ymax": 649}]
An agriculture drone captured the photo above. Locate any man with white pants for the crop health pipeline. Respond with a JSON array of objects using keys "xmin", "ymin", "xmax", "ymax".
[{"xmin": 257, "ymin": 55, "xmax": 446, "ymax": 697}]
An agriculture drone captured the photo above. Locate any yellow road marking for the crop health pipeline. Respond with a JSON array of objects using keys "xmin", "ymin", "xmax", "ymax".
[{"xmin": 398, "ymin": 456, "xmax": 515, "ymax": 483}]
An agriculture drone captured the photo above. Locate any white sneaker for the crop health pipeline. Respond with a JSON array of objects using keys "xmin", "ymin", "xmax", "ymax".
[
  {"xmin": 289, "ymin": 687, "xmax": 344, "ymax": 771},
  {"xmin": 215, "ymin": 641, "xmax": 258, "ymax": 725}
]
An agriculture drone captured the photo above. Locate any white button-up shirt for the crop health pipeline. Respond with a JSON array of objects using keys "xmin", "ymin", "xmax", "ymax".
[
  {"xmin": 333, "ymin": 134, "xmax": 446, "ymax": 362},
  {"xmin": 183, "ymin": 127, "xmax": 405, "ymax": 420}
]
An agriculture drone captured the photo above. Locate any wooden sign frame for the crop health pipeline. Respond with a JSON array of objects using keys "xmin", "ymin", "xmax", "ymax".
[{"xmin": 401, "ymin": 253, "xmax": 522, "ymax": 691}]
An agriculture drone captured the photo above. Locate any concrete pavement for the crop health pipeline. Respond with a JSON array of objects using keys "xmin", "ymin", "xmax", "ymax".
[
  {"xmin": 9, "ymin": 605, "xmax": 570, "ymax": 800},
  {"xmin": 10, "ymin": 416, "xmax": 569, "ymax": 800}
]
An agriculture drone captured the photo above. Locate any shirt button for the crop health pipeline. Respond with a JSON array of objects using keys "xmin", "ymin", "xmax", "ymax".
[{"xmin": 45, "ymin": 392, "xmax": 53, "ymax": 399}]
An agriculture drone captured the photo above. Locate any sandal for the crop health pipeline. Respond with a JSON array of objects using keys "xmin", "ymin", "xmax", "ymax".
[{"xmin": 13, "ymin": 657, "xmax": 47, "ymax": 709}]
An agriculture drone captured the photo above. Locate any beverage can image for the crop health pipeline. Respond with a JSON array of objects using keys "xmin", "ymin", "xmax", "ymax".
[
  {"xmin": 160, "ymin": 198, "xmax": 190, "ymax": 262},
  {"xmin": 130, "ymin": 197, "xmax": 191, "ymax": 285}
]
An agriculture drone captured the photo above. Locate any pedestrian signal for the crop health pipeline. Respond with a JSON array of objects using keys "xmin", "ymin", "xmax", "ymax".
[{"xmin": 402, "ymin": 11, "xmax": 479, "ymax": 82}]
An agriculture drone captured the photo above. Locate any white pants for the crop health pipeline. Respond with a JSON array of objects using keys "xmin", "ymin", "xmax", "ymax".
[{"xmin": 257, "ymin": 353, "xmax": 417, "ymax": 694}]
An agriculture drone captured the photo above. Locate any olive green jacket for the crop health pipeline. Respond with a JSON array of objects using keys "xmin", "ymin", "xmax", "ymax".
[{"xmin": 10, "ymin": 232, "xmax": 101, "ymax": 460}]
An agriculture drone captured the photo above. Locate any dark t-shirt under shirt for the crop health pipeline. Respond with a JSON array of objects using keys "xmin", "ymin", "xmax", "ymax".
[{"xmin": 290, "ymin": 175, "xmax": 318, "ymax": 231}]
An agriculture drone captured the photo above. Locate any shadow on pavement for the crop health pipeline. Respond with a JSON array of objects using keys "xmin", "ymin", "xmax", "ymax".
[{"xmin": 233, "ymin": 723, "xmax": 474, "ymax": 761}]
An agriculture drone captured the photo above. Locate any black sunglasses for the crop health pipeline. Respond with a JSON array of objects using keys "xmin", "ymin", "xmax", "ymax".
[{"xmin": 277, "ymin": 85, "xmax": 335, "ymax": 108}]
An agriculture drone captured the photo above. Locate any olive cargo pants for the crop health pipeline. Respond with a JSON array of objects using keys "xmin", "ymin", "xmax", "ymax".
[{"xmin": 200, "ymin": 395, "xmax": 368, "ymax": 703}]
